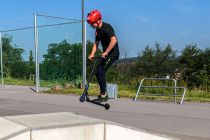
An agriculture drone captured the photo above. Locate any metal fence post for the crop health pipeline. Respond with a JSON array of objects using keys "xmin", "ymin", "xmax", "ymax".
[
  {"xmin": 0, "ymin": 32, "xmax": 3, "ymax": 84},
  {"xmin": 174, "ymin": 79, "xmax": 177, "ymax": 103},
  {"xmin": 34, "ymin": 14, "xmax": 40, "ymax": 92},
  {"xmin": 82, "ymin": 0, "xmax": 86, "ymax": 88}
]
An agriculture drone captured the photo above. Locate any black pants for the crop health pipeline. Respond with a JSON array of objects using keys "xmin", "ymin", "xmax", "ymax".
[{"xmin": 95, "ymin": 55, "xmax": 118, "ymax": 94}]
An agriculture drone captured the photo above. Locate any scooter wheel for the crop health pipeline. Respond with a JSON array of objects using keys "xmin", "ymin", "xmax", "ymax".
[
  {"xmin": 80, "ymin": 96, "xmax": 86, "ymax": 102},
  {"xmin": 104, "ymin": 103, "xmax": 110, "ymax": 110}
]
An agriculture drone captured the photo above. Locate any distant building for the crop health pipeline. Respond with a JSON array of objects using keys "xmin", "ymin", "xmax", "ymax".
[
  {"xmin": 114, "ymin": 57, "xmax": 138, "ymax": 65},
  {"xmin": 113, "ymin": 57, "xmax": 138, "ymax": 72}
]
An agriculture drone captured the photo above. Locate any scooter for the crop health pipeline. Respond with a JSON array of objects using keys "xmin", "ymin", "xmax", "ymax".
[{"xmin": 79, "ymin": 57, "xmax": 110, "ymax": 110}]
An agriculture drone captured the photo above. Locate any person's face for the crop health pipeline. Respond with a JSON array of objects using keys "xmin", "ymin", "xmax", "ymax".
[
  {"xmin": 90, "ymin": 22, "xmax": 98, "ymax": 28},
  {"xmin": 90, "ymin": 20, "xmax": 101, "ymax": 29}
]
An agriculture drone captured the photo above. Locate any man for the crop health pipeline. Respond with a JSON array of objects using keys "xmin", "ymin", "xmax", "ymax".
[{"xmin": 87, "ymin": 10, "xmax": 120, "ymax": 101}]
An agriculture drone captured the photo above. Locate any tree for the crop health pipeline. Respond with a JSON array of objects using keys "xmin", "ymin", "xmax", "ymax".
[
  {"xmin": 179, "ymin": 44, "xmax": 201, "ymax": 88},
  {"xmin": 1, "ymin": 34, "xmax": 27, "ymax": 78},
  {"xmin": 135, "ymin": 43, "xmax": 176, "ymax": 78},
  {"xmin": 28, "ymin": 50, "xmax": 35, "ymax": 76},
  {"xmin": 41, "ymin": 40, "xmax": 83, "ymax": 81},
  {"xmin": 178, "ymin": 44, "xmax": 210, "ymax": 90}
]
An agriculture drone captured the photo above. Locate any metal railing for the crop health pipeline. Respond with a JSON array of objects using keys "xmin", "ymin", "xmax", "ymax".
[{"xmin": 134, "ymin": 78, "xmax": 187, "ymax": 105}]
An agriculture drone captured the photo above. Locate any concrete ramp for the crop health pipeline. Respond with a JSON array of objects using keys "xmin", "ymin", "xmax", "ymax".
[
  {"xmin": 0, "ymin": 118, "xmax": 30, "ymax": 140},
  {"xmin": 0, "ymin": 112, "xmax": 178, "ymax": 140}
]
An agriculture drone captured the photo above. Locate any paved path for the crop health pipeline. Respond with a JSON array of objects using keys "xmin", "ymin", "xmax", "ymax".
[{"xmin": 0, "ymin": 85, "xmax": 210, "ymax": 140}]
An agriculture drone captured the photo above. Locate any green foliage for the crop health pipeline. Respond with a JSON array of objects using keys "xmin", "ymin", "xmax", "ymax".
[
  {"xmin": 1, "ymin": 35, "xmax": 31, "ymax": 78},
  {"xmin": 135, "ymin": 42, "xmax": 177, "ymax": 77},
  {"xmin": 179, "ymin": 44, "xmax": 210, "ymax": 90},
  {"xmin": 40, "ymin": 40, "xmax": 82, "ymax": 82},
  {"xmin": 86, "ymin": 40, "xmax": 102, "ymax": 83},
  {"xmin": 4, "ymin": 77, "xmax": 35, "ymax": 86}
]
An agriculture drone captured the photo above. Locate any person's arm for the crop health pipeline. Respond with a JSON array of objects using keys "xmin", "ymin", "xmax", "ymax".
[
  {"xmin": 91, "ymin": 41, "xmax": 99, "ymax": 56},
  {"xmin": 102, "ymin": 36, "xmax": 117, "ymax": 58},
  {"xmin": 89, "ymin": 41, "xmax": 99, "ymax": 60},
  {"xmin": 105, "ymin": 36, "xmax": 117, "ymax": 54}
]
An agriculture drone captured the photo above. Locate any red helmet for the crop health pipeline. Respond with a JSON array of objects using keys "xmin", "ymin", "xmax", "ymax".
[{"xmin": 87, "ymin": 10, "xmax": 102, "ymax": 24}]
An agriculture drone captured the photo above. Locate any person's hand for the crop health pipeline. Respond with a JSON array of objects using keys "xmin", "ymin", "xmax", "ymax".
[
  {"xmin": 101, "ymin": 52, "xmax": 108, "ymax": 59},
  {"xmin": 88, "ymin": 54, "xmax": 94, "ymax": 61}
]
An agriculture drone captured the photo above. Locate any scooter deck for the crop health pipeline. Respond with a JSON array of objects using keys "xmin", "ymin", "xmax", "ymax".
[{"xmin": 86, "ymin": 97, "xmax": 110, "ymax": 110}]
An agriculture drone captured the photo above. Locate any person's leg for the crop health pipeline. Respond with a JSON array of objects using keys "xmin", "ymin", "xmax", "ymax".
[
  {"xmin": 96, "ymin": 56, "xmax": 118, "ymax": 101},
  {"xmin": 96, "ymin": 58, "xmax": 106, "ymax": 95},
  {"xmin": 104, "ymin": 56, "xmax": 118, "ymax": 72}
]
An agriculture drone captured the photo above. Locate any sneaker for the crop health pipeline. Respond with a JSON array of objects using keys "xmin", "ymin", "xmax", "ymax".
[
  {"xmin": 98, "ymin": 94, "xmax": 109, "ymax": 102},
  {"xmin": 97, "ymin": 95, "xmax": 102, "ymax": 99}
]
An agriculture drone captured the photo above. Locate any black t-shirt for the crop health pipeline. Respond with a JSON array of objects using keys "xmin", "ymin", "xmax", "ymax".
[{"xmin": 95, "ymin": 22, "xmax": 119, "ymax": 57}]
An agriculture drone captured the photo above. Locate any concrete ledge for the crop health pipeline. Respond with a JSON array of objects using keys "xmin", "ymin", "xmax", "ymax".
[
  {"xmin": 0, "ymin": 112, "xmax": 179, "ymax": 140},
  {"xmin": 7, "ymin": 132, "xmax": 30, "ymax": 140},
  {"xmin": 5, "ymin": 112, "xmax": 103, "ymax": 130},
  {"xmin": 106, "ymin": 124, "xmax": 175, "ymax": 140},
  {"xmin": 32, "ymin": 124, "xmax": 104, "ymax": 140},
  {"xmin": 0, "ymin": 118, "xmax": 30, "ymax": 140}
]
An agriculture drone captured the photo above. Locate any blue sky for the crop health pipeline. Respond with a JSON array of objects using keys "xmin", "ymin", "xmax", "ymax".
[{"xmin": 0, "ymin": 0, "xmax": 210, "ymax": 58}]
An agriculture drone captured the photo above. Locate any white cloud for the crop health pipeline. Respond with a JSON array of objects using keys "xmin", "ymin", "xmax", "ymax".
[
  {"xmin": 131, "ymin": 14, "xmax": 158, "ymax": 31},
  {"xmin": 172, "ymin": 3, "xmax": 200, "ymax": 16},
  {"xmin": 131, "ymin": 14, "xmax": 151, "ymax": 24}
]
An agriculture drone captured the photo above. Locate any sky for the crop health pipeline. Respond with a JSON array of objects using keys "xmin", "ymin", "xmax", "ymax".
[{"xmin": 0, "ymin": 0, "xmax": 210, "ymax": 58}]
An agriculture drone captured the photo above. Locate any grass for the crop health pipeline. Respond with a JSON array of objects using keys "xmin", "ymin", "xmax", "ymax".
[
  {"xmin": 185, "ymin": 90, "xmax": 210, "ymax": 102},
  {"xmin": 47, "ymin": 83, "xmax": 99, "ymax": 96},
  {"xmin": 47, "ymin": 83, "xmax": 210, "ymax": 103},
  {"xmin": 4, "ymin": 77, "xmax": 35, "ymax": 86},
  {"xmin": 3, "ymin": 77, "xmax": 65, "ymax": 87}
]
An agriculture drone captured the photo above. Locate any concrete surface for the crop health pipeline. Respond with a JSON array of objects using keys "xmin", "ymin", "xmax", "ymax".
[
  {"xmin": 5, "ymin": 112, "xmax": 103, "ymax": 129},
  {"xmin": 0, "ymin": 112, "xmax": 176, "ymax": 140},
  {"xmin": 0, "ymin": 117, "xmax": 29, "ymax": 140}
]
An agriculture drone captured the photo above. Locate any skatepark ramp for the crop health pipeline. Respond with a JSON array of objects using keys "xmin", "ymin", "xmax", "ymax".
[{"xmin": 0, "ymin": 112, "xmax": 178, "ymax": 140}]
